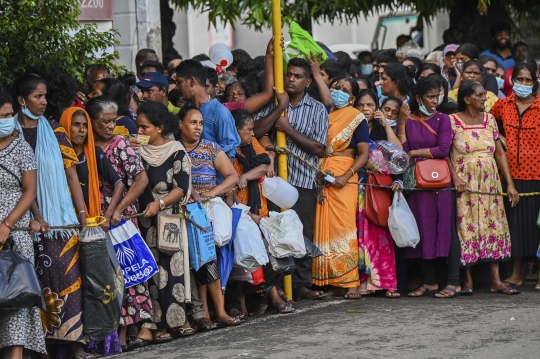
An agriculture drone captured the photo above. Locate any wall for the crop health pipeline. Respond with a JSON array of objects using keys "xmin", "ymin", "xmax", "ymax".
[{"xmin": 113, "ymin": 0, "xmax": 138, "ymax": 71}]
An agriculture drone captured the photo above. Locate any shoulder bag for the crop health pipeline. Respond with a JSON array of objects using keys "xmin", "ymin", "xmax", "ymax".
[
  {"xmin": 365, "ymin": 172, "xmax": 393, "ymax": 227},
  {"xmin": 411, "ymin": 115, "xmax": 451, "ymax": 189}
]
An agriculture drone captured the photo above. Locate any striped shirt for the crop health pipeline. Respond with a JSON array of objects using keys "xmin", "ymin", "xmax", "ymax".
[{"xmin": 253, "ymin": 93, "xmax": 328, "ymax": 189}]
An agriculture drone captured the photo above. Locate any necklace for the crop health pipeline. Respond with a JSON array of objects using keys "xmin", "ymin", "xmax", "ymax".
[{"xmin": 181, "ymin": 139, "xmax": 200, "ymax": 152}]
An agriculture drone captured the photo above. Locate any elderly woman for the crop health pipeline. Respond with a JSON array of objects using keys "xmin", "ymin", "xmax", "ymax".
[
  {"xmin": 85, "ymin": 96, "xmax": 153, "ymax": 350},
  {"xmin": 178, "ymin": 106, "xmax": 242, "ymax": 328},
  {"xmin": 397, "ymin": 78, "xmax": 461, "ymax": 298},
  {"xmin": 136, "ymin": 101, "xmax": 194, "ymax": 341},
  {"xmin": 311, "ymin": 78, "xmax": 370, "ymax": 298},
  {"xmin": 230, "ymin": 109, "xmax": 294, "ymax": 314},
  {"xmin": 12, "ymin": 75, "xmax": 88, "ymax": 356},
  {"xmin": 491, "ymin": 63, "xmax": 540, "ymax": 290},
  {"xmin": 449, "ymin": 81, "xmax": 519, "ymax": 295},
  {"xmin": 0, "ymin": 94, "xmax": 45, "ymax": 359}
]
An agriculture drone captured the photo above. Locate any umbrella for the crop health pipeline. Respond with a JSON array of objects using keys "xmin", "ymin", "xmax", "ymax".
[{"xmin": 218, "ymin": 207, "xmax": 242, "ymax": 294}]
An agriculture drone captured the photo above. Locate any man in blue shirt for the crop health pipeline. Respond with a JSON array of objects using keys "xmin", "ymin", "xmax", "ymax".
[
  {"xmin": 175, "ymin": 60, "xmax": 240, "ymax": 159},
  {"xmin": 479, "ymin": 22, "xmax": 515, "ymax": 70}
]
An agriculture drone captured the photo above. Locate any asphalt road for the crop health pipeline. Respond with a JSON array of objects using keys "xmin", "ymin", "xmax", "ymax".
[{"xmin": 121, "ymin": 285, "xmax": 540, "ymax": 359}]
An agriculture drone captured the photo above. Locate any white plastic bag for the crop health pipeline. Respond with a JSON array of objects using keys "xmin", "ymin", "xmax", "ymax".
[
  {"xmin": 232, "ymin": 203, "xmax": 269, "ymax": 272},
  {"xmin": 259, "ymin": 210, "xmax": 306, "ymax": 258},
  {"xmin": 388, "ymin": 192, "xmax": 420, "ymax": 248},
  {"xmin": 203, "ymin": 197, "xmax": 233, "ymax": 247}
]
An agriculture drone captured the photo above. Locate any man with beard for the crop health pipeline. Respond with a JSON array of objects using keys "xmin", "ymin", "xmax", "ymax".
[{"xmin": 480, "ymin": 22, "xmax": 515, "ymax": 70}]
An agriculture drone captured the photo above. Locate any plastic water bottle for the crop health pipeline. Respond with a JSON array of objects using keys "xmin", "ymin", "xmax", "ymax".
[
  {"xmin": 258, "ymin": 176, "xmax": 299, "ymax": 209},
  {"xmin": 376, "ymin": 141, "xmax": 409, "ymax": 174}
]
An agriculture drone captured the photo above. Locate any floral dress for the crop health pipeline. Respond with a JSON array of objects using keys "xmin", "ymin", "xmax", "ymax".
[
  {"xmin": 101, "ymin": 136, "xmax": 153, "ymax": 327},
  {"xmin": 0, "ymin": 138, "xmax": 46, "ymax": 354},
  {"xmin": 139, "ymin": 151, "xmax": 191, "ymax": 330},
  {"xmin": 450, "ymin": 113, "xmax": 511, "ymax": 266}
]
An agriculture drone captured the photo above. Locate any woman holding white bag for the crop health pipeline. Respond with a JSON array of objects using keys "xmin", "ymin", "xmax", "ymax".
[{"xmin": 178, "ymin": 106, "xmax": 243, "ymax": 329}]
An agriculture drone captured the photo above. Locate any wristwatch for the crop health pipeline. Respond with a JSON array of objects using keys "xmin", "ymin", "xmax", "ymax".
[{"xmin": 159, "ymin": 199, "xmax": 165, "ymax": 210}]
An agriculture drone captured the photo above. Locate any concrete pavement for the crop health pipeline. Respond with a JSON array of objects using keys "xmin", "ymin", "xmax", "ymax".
[{"xmin": 121, "ymin": 285, "xmax": 540, "ymax": 359}]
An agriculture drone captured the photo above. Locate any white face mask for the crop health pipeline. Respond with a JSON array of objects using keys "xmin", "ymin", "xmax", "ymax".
[{"xmin": 386, "ymin": 118, "xmax": 398, "ymax": 127}]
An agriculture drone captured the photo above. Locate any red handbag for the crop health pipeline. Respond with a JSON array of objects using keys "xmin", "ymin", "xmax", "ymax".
[
  {"xmin": 411, "ymin": 115, "xmax": 451, "ymax": 189},
  {"xmin": 365, "ymin": 172, "xmax": 393, "ymax": 227}
]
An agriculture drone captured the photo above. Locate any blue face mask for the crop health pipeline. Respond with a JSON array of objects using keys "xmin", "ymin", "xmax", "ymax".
[
  {"xmin": 386, "ymin": 118, "xmax": 397, "ymax": 127},
  {"xmin": 376, "ymin": 85, "xmax": 387, "ymax": 102},
  {"xmin": 0, "ymin": 117, "xmax": 15, "ymax": 138},
  {"xmin": 513, "ymin": 83, "xmax": 533, "ymax": 98},
  {"xmin": 331, "ymin": 89, "xmax": 350, "ymax": 109},
  {"xmin": 22, "ymin": 102, "xmax": 40, "ymax": 120},
  {"xmin": 419, "ymin": 102, "xmax": 435, "ymax": 116},
  {"xmin": 361, "ymin": 64, "xmax": 373, "ymax": 76},
  {"xmin": 496, "ymin": 77, "xmax": 505, "ymax": 90}
]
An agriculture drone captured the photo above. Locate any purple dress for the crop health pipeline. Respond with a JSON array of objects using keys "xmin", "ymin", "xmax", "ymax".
[{"xmin": 404, "ymin": 112, "xmax": 453, "ymax": 259}]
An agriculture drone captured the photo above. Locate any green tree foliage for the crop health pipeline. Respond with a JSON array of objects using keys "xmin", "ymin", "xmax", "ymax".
[
  {"xmin": 170, "ymin": 0, "xmax": 540, "ymax": 33},
  {"xmin": 0, "ymin": 0, "xmax": 120, "ymax": 91}
]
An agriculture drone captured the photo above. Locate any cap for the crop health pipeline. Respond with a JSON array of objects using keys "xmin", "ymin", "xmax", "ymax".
[
  {"xmin": 136, "ymin": 72, "xmax": 169, "ymax": 89},
  {"xmin": 443, "ymin": 44, "xmax": 459, "ymax": 56}
]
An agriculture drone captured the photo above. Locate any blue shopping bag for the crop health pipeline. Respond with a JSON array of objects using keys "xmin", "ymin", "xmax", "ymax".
[
  {"xmin": 108, "ymin": 220, "xmax": 159, "ymax": 288},
  {"xmin": 186, "ymin": 202, "xmax": 217, "ymax": 271}
]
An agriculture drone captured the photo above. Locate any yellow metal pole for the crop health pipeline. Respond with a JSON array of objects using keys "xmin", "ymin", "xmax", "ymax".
[{"xmin": 271, "ymin": 0, "xmax": 293, "ymax": 301}]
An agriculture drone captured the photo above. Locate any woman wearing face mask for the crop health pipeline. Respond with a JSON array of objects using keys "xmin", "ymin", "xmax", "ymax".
[
  {"xmin": 491, "ymin": 63, "xmax": 540, "ymax": 290},
  {"xmin": 378, "ymin": 96, "xmax": 403, "ymax": 131},
  {"xmin": 426, "ymin": 73, "xmax": 458, "ymax": 115},
  {"xmin": 448, "ymin": 61, "xmax": 499, "ymax": 112},
  {"xmin": 11, "ymin": 75, "xmax": 89, "ymax": 356},
  {"xmin": 453, "ymin": 44, "xmax": 499, "ymax": 94},
  {"xmin": 355, "ymin": 89, "xmax": 403, "ymax": 297},
  {"xmin": 397, "ymin": 78, "xmax": 462, "ymax": 298},
  {"xmin": 0, "ymin": 94, "xmax": 45, "ymax": 359},
  {"xmin": 312, "ymin": 78, "xmax": 370, "ymax": 298},
  {"xmin": 495, "ymin": 65, "xmax": 507, "ymax": 98}
]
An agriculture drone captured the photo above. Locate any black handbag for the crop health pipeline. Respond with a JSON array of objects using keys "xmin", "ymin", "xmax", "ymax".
[{"xmin": 0, "ymin": 237, "xmax": 44, "ymax": 310}]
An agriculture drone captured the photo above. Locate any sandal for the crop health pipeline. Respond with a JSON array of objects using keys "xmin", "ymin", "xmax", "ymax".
[
  {"xmin": 295, "ymin": 288, "xmax": 326, "ymax": 301},
  {"xmin": 277, "ymin": 301, "xmax": 295, "ymax": 314},
  {"xmin": 434, "ymin": 286, "xmax": 461, "ymax": 298},
  {"xmin": 460, "ymin": 288, "xmax": 473, "ymax": 296},
  {"xmin": 490, "ymin": 286, "xmax": 521, "ymax": 295},
  {"xmin": 408, "ymin": 285, "xmax": 437, "ymax": 297},
  {"xmin": 385, "ymin": 291, "xmax": 401, "ymax": 298},
  {"xmin": 278, "ymin": 291, "xmax": 293, "ymax": 304},
  {"xmin": 123, "ymin": 337, "xmax": 152, "ymax": 352},
  {"xmin": 534, "ymin": 283, "xmax": 540, "ymax": 291},
  {"xmin": 217, "ymin": 317, "xmax": 243, "ymax": 328},
  {"xmin": 154, "ymin": 332, "xmax": 173, "ymax": 344},
  {"xmin": 175, "ymin": 327, "xmax": 195, "ymax": 337},
  {"xmin": 229, "ymin": 308, "xmax": 248, "ymax": 320},
  {"xmin": 344, "ymin": 292, "xmax": 362, "ymax": 299},
  {"xmin": 195, "ymin": 318, "xmax": 218, "ymax": 332}
]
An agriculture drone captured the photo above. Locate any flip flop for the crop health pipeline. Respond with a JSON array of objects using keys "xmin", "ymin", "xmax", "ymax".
[
  {"xmin": 277, "ymin": 302, "xmax": 295, "ymax": 314},
  {"xmin": 295, "ymin": 289, "xmax": 326, "ymax": 301},
  {"xmin": 434, "ymin": 286, "xmax": 461, "ymax": 298},
  {"xmin": 491, "ymin": 286, "xmax": 521, "ymax": 295},
  {"xmin": 124, "ymin": 338, "xmax": 152, "ymax": 352},
  {"xmin": 385, "ymin": 291, "xmax": 401, "ymax": 298},
  {"xmin": 503, "ymin": 281, "xmax": 523, "ymax": 287},
  {"xmin": 344, "ymin": 292, "xmax": 363, "ymax": 299},
  {"xmin": 175, "ymin": 327, "xmax": 195, "ymax": 337},
  {"xmin": 217, "ymin": 317, "xmax": 244, "ymax": 328},
  {"xmin": 153, "ymin": 332, "xmax": 173, "ymax": 344},
  {"xmin": 408, "ymin": 285, "xmax": 437, "ymax": 297},
  {"xmin": 195, "ymin": 318, "xmax": 218, "ymax": 332},
  {"xmin": 460, "ymin": 289, "xmax": 473, "ymax": 296}
]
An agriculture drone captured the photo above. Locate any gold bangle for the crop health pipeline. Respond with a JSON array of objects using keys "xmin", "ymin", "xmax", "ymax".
[
  {"xmin": 397, "ymin": 134, "xmax": 406, "ymax": 137},
  {"xmin": 427, "ymin": 148, "xmax": 433, "ymax": 158},
  {"xmin": 349, "ymin": 168, "xmax": 355, "ymax": 176}
]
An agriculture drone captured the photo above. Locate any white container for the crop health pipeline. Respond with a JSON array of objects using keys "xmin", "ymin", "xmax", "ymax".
[
  {"xmin": 209, "ymin": 43, "xmax": 233, "ymax": 69},
  {"xmin": 259, "ymin": 176, "xmax": 299, "ymax": 209}
]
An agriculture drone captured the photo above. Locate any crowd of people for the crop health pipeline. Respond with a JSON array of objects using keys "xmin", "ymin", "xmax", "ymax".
[{"xmin": 1, "ymin": 21, "xmax": 540, "ymax": 359}]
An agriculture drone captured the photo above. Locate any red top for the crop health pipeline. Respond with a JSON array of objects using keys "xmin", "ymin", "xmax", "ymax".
[{"xmin": 491, "ymin": 94, "xmax": 540, "ymax": 180}]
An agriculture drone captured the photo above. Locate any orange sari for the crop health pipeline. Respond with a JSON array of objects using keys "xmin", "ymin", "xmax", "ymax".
[
  {"xmin": 233, "ymin": 138, "xmax": 269, "ymax": 218},
  {"xmin": 312, "ymin": 106, "xmax": 364, "ymax": 288}
]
